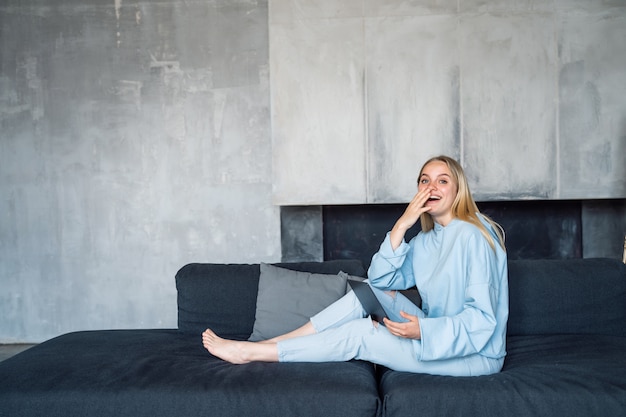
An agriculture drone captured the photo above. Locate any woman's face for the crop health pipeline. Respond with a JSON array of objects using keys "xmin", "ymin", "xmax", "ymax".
[{"xmin": 418, "ymin": 160, "xmax": 458, "ymax": 225}]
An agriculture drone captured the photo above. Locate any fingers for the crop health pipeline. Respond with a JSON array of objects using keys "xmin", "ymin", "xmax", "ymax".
[
  {"xmin": 415, "ymin": 186, "xmax": 432, "ymax": 201},
  {"xmin": 402, "ymin": 188, "xmax": 432, "ymax": 220},
  {"xmin": 413, "ymin": 189, "xmax": 432, "ymax": 210},
  {"xmin": 407, "ymin": 190, "xmax": 432, "ymax": 215},
  {"xmin": 382, "ymin": 313, "xmax": 421, "ymax": 339}
]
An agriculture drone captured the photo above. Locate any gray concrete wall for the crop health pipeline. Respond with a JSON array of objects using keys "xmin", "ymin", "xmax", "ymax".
[
  {"xmin": 0, "ymin": 0, "xmax": 279, "ymax": 343},
  {"xmin": 270, "ymin": 0, "xmax": 626, "ymax": 204}
]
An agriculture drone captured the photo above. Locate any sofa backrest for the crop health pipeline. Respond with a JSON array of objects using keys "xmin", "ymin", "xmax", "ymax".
[
  {"xmin": 507, "ymin": 258, "xmax": 626, "ymax": 337},
  {"xmin": 176, "ymin": 258, "xmax": 625, "ymax": 338},
  {"xmin": 175, "ymin": 260, "xmax": 366, "ymax": 338}
]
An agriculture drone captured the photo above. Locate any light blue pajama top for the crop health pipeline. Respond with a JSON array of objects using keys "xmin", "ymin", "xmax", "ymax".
[{"xmin": 367, "ymin": 215, "xmax": 508, "ymax": 362}]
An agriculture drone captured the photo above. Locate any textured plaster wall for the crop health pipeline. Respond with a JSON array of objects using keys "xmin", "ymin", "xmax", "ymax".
[
  {"xmin": 0, "ymin": 0, "xmax": 279, "ymax": 343},
  {"xmin": 270, "ymin": 0, "xmax": 626, "ymax": 204}
]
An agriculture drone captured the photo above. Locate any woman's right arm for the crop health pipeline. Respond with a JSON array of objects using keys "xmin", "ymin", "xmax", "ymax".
[{"xmin": 368, "ymin": 190, "xmax": 430, "ymax": 289}]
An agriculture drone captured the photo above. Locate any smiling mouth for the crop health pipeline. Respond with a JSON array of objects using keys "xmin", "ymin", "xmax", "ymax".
[{"xmin": 427, "ymin": 196, "xmax": 441, "ymax": 202}]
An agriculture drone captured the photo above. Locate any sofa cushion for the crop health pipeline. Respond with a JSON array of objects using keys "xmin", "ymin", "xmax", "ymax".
[
  {"xmin": 507, "ymin": 258, "xmax": 626, "ymax": 336},
  {"xmin": 379, "ymin": 334, "xmax": 626, "ymax": 417},
  {"xmin": 248, "ymin": 263, "xmax": 351, "ymax": 341},
  {"xmin": 0, "ymin": 329, "xmax": 381, "ymax": 417},
  {"xmin": 176, "ymin": 260, "xmax": 366, "ymax": 338}
]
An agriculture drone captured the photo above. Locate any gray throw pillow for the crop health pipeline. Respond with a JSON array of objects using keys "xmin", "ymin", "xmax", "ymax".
[{"xmin": 248, "ymin": 263, "xmax": 350, "ymax": 342}]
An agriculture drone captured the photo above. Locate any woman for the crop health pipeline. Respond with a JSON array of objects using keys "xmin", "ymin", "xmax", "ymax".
[{"xmin": 203, "ymin": 155, "xmax": 508, "ymax": 376}]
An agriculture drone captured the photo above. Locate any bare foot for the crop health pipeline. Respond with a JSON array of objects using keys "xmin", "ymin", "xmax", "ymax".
[
  {"xmin": 202, "ymin": 329, "xmax": 280, "ymax": 364},
  {"xmin": 202, "ymin": 329, "xmax": 252, "ymax": 364}
]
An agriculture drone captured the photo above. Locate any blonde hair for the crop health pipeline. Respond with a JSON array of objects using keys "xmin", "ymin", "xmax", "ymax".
[{"xmin": 418, "ymin": 155, "xmax": 505, "ymax": 252}]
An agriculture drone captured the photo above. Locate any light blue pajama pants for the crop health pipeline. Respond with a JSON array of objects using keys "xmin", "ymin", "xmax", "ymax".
[{"xmin": 276, "ymin": 284, "xmax": 503, "ymax": 376}]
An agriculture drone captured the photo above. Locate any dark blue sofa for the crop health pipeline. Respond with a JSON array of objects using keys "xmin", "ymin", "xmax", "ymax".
[{"xmin": 1, "ymin": 258, "xmax": 625, "ymax": 417}]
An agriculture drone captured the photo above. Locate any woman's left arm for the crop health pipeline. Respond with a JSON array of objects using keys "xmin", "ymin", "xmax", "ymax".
[{"xmin": 404, "ymin": 233, "xmax": 506, "ymax": 361}]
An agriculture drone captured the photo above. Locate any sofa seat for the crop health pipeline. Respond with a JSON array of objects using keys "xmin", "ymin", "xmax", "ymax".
[
  {"xmin": 379, "ymin": 334, "xmax": 626, "ymax": 417},
  {"xmin": 0, "ymin": 329, "xmax": 381, "ymax": 417},
  {"xmin": 2, "ymin": 258, "xmax": 624, "ymax": 417}
]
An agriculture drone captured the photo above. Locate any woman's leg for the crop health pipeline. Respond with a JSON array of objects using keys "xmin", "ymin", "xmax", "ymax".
[
  {"xmin": 202, "ymin": 285, "xmax": 367, "ymax": 360},
  {"xmin": 203, "ymin": 319, "xmax": 501, "ymax": 376},
  {"xmin": 201, "ymin": 282, "xmax": 418, "ymax": 360},
  {"xmin": 202, "ymin": 288, "xmax": 367, "ymax": 363},
  {"xmin": 277, "ymin": 318, "xmax": 502, "ymax": 376}
]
